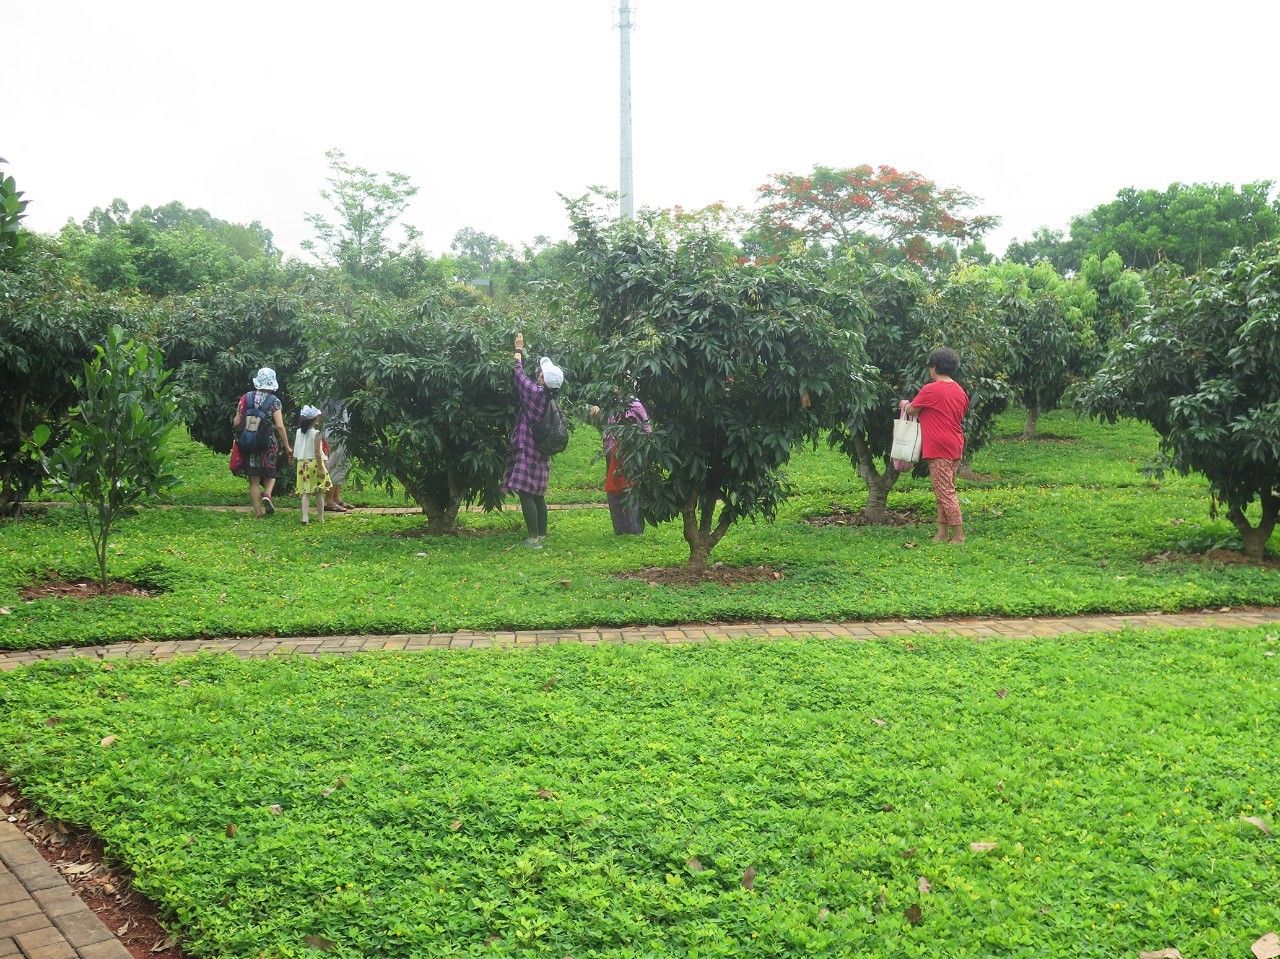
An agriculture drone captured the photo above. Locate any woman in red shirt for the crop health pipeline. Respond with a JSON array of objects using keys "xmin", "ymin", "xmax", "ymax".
[{"xmin": 905, "ymin": 347, "xmax": 969, "ymax": 544}]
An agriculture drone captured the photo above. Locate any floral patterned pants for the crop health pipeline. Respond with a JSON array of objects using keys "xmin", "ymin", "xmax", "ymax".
[{"xmin": 928, "ymin": 458, "xmax": 963, "ymax": 526}]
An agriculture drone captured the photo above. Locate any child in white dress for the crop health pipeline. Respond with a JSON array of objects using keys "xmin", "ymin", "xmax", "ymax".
[{"xmin": 294, "ymin": 405, "xmax": 332, "ymax": 524}]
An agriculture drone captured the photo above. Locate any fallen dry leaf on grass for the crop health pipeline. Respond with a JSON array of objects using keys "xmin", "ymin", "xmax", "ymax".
[
  {"xmin": 150, "ymin": 937, "xmax": 175, "ymax": 953},
  {"xmin": 918, "ymin": 876, "xmax": 931, "ymax": 894},
  {"xmin": 817, "ymin": 907, "xmax": 829, "ymax": 921},
  {"xmin": 686, "ymin": 857, "xmax": 704, "ymax": 872},
  {"xmin": 303, "ymin": 935, "xmax": 337, "ymax": 951},
  {"xmin": 1243, "ymin": 815, "xmax": 1272, "ymax": 836},
  {"xmin": 741, "ymin": 867, "xmax": 756, "ymax": 891},
  {"xmin": 535, "ymin": 788, "xmax": 558, "ymax": 801},
  {"xmin": 44, "ymin": 717, "xmax": 62, "ymax": 727},
  {"xmin": 99, "ymin": 735, "xmax": 117, "ymax": 748},
  {"xmin": 1253, "ymin": 932, "xmax": 1280, "ymax": 959},
  {"xmin": 900, "ymin": 847, "xmax": 917, "ymax": 859},
  {"xmin": 996, "ymin": 688, "xmax": 1008, "ymax": 699},
  {"xmin": 1138, "ymin": 949, "xmax": 1182, "ymax": 959},
  {"xmin": 225, "ymin": 823, "xmax": 238, "ymax": 838},
  {"xmin": 871, "ymin": 717, "xmax": 887, "ymax": 727},
  {"xmin": 450, "ymin": 819, "xmax": 462, "ymax": 831},
  {"xmin": 268, "ymin": 804, "xmax": 282, "ymax": 816},
  {"xmin": 969, "ymin": 842, "xmax": 998, "ymax": 853},
  {"xmin": 904, "ymin": 904, "xmax": 923, "ymax": 926}
]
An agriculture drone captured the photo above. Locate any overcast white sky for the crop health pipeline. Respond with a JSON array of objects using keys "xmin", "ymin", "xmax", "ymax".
[{"xmin": 10, "ymin": 0, "xmax": 1279, "ymax": 258}]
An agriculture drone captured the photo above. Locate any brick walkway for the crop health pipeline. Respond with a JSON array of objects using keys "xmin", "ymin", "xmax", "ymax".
[
  {"xmin": 0, "ymin": 821, "xmax": 127, "ymax": 959},
  {"xmin": 3, "ymin": 607, "xmax": 1277, "ymax": 670}
]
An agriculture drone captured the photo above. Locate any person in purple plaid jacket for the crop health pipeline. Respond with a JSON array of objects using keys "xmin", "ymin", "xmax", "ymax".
[{"xmin": 503, "ymin": 332, "xmax": 564, "ymax": 549}]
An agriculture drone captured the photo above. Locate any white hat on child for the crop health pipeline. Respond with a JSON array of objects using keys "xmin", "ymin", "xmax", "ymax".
[{"xmin": 301, "ymin": 405, "xmax": 322, "ymax": 419}]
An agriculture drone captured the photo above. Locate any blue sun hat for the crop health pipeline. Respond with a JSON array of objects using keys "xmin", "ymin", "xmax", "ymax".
[{"xmin": 252, "ymin": 367, "xmax": 279, "ymax": 391}]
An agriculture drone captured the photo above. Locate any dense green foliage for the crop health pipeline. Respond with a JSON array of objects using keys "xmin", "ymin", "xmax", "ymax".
[
  {"xmin": 0, "ymin": 158, "xmax": 29, "ymax": 258},
  {"xmin": 570, "ymin": 204, "xmax": 873, "ymax": 568},
  {"xmin": 154, "ymin": 285, "xmax": 313, "ymax": 454},
  {"xmin": 1008, "ymin": 181, "xmax": 1280, "ymax": 275},
  {"xmin": 302, "ymin": 289, "xmax": 542, "ymax": 532},
  {"xmin": 59, "ymin": 200, "xmax": 280, "ymax": 295},
  {"xmin": 49, "ymin": 326, "xmax": 179, "ymax": 587},
  {"xmin": 1080, "ymin": 239, "xmax": 1280, "ymax": 558},
  {"xmin": 1072, "ymin": 181, "xmax": 1280, "ymax": 272},
  {"xmin": 0, "ymin": 243, "xmax": 138, "ymax": 515},
  {"xmin": 1078, "ymin": 251, "xmax": 1148, "ymax": 345},
  {"xmin": 959, "ymin": 261, "xmax": 1098, "ymax": 438},
  {"xmin": 2, "ymin": 626, "xmax": 1277, "ymax": 957}
]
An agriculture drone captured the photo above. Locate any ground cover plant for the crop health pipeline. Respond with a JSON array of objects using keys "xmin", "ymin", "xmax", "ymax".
[
  {"xmin": 2, "ymin": 413, "xmax": 1277, "ymax": 650},
  {"xmin": 0, "ymin": 627, "xmax": 1276, "ymax": 957}
]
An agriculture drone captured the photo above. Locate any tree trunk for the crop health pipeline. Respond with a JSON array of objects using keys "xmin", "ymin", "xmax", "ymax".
[
  {"xmin": 850, "ymin": 433, "xmax": 902, "ymax": 522},
  {"xmin": 1022, "ymin": 403, "xmax": 1040, "ymax": 440},
  {"xmin": 683, "ymin": 495, "xmax": 732, "ymax": 571},
  {"xmin": 683, "ymin": 503, "xmax": 711, "ymax": 571},
  {"xmin": 423, "ymin": 498, "xmax": 462, "ymax": 535},
  {"xmin": 405, "ymin": 471, "xmax": 463, "ymax": 535},
  {"xmin": 1229, "ymin": 497, "xmax": 1279, "ymax": 561}
]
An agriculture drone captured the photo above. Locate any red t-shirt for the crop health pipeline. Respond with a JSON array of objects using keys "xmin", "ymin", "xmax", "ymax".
[{"xmin": 911, "ymin": 379, "xmax": 969, "ymax": 460}]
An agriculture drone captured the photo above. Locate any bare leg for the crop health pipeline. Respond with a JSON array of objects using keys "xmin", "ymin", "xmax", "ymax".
[
  {"xmin": 301, "ymin": 493, "xmax": 310, "ymax": 524},
  {"xmin": 933, "ymin": 523, "xmax": 950, "ymax": 543},
  {"xmin": 264, "ymin": 476, "xmax": 277, "ymax": 498},
  {"xmin": 949, "ymin": 523, "xmax": 965, "ymax": 544},
  {"xmin": 317, "ymin": 494, "xmax": 325, "ymax": 523},
  {"xmin": 248, "ymin": 477, "xmax": 263, "ymax": 517}
]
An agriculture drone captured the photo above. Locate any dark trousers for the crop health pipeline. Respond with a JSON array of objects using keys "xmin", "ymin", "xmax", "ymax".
[
  {"xmin": 607, "ymin": 492, "xmax": 644, "ymax": 535},
  {"xmin": 518, "ymin": 492, "xmax": 548, "ymax": 537}
]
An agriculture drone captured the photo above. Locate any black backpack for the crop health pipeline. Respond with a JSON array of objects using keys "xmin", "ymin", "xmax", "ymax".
[
  {"xmin": 237, "ymin": 391, "xmax": 273, "ymax": 454},
  {"xmin": 532, "ymin": 390, "xmax": 569, "ymax": 456}
]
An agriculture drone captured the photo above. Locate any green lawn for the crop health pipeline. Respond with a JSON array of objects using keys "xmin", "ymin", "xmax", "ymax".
[
  {"xmin": 3, "ymin": 411, "xmax": 1275, "ymax": 651},
  {"xmin": 1, "ymin": 628, "xmax": 1276, "ymax": 957},
  {"xmin": 34, "ymin": 408, "xmax": 1188, "ymax": 510}
]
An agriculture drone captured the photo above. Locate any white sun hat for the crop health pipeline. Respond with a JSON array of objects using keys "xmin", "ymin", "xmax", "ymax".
[
  {"xmin": 539, "ymin": 356, "xmax": 564, "ymax": 389},
  {"xmin": 252, "ymin": 367, "xmax": 279, "ymax": 391}
]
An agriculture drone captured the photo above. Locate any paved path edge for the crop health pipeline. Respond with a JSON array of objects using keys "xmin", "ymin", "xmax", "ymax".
[
  {"xmin": 3, "ymin": 607, "xmax": 1279, "ymax": 670},
  {"xmin": 0, "ymin": 819, "xmax": 131, "ymax": 958}
]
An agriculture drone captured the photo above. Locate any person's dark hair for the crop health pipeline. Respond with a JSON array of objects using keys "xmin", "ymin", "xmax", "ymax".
[
  {"xmin": 297, "ymin": 413, "xmax": 319, "ymax": 433},
  {"xmin": 928, "ymin": 347, "xmax": 960, "ymax": 376}
]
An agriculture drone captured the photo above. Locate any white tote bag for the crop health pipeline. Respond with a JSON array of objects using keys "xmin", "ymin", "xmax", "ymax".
[{"xmin": 891, "ymin": 408, "xmax": 921, "ymax": 469}]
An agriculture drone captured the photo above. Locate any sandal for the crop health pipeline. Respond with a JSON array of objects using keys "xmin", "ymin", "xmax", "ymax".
[{"xmin": 262, "ymin": 496, "xmax": 275, "ymax": 515}]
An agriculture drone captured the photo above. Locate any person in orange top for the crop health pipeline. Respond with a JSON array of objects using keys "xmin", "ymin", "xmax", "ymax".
[
  {"xmin": 905, "ymin": 347, "xmax": 969, "ymax": 544},
  {"xmin": 588, "ymin": 395, "xmax": 651, "ymax": 535}
]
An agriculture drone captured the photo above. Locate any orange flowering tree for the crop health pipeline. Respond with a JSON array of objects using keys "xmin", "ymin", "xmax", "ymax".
[{"xmin": 752, "ymin": 164, "xmax": 998, "ymax": 267}]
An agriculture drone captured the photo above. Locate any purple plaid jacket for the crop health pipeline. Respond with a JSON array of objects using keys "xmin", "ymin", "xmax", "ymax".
[{"xmin": 502, "ymin": 357, "xmax": 551, "ymax": 496}]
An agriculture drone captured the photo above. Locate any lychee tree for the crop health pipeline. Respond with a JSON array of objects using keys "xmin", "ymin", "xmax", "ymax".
[
  {"xmin": 569, "ymin": 204, "xmax": 874, "ymax": 569},
  {"xmin": 1079, "ymin": 240, "xmax": 1280, "ymax": 559}
]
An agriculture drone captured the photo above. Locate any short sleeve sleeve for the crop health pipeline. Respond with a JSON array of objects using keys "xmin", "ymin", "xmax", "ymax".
[{"xmin": 910, "ymin": 382, "xmax": 938, "ymax": 409}]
